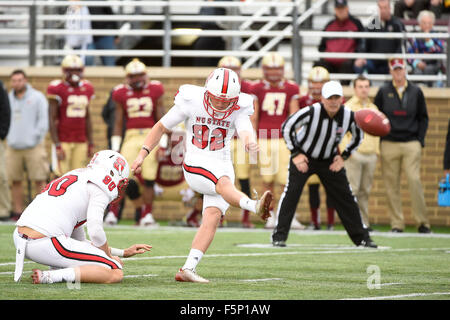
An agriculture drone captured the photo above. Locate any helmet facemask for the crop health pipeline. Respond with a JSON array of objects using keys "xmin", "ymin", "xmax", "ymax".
[
  {"xmin": 61, "ymin": 55, "xmax": 84, "ymax": 86},
  {"xmin": 125, "ymin": 59, "xmax": 148, "ymax": 90},
  {"xmin": 64, "ymin": 68, "xmax": 84, "ymax": 86},
  {"xmin": 127, "ymin": 73, "xmax": 147, "ymax": 90}
]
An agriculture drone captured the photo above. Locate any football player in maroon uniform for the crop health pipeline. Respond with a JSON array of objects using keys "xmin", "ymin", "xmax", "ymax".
[
  {"xmin": 47, "ymin": 54, "xmax": 95, "ymax": 176},
  {"xmin": 109, "ymin": 59, "xmax": 165, "ymax": 226},
  {"xmin": 251, "ymin": 52, "xmax": 304, "ymax": 230}
]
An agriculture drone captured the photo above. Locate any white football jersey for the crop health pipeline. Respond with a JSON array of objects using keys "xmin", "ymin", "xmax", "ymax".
[
  {"xmin": 161, "ymin": 84, "xmax": 254, "ymax": 163},
  {"xmin": 16, "ymin": 168, "xmax": 110, "ymax": 239}
]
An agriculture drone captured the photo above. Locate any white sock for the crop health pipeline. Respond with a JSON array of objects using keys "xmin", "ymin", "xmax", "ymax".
[
  {"xmin": 48, "ymin": 268, "xmax": 76, "ymax": 283},
  {"xmin": 239, "ymin": 196, "xmax": 257, "ymax": 213},
  {"xmin": 182, "ymin": 248, "xmax": 204, "ymax": 271}
]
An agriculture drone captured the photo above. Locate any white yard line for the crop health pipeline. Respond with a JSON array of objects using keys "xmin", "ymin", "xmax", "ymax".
[
  {"xmin": 380, "ymin": 282, "xmax": 403, "ymax": 287},
  {"xmin": 240, "ymin": 278, "xmax": 283, "ymax": 282},
  {"xmin": 342, "ymin": 292, "xmax": 450, "ymax": 300},
  {"xmin": 123, "ymin": 274, "xmax": 158, "ymax": 278},
  {"xmin": 2, "ymin": 246, "xmax": 449, "ymax": 268}
]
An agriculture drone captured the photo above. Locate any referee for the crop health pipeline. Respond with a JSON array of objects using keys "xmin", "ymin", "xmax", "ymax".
[{"xmin": 272, "ymin": 81, "xmax": 377, "ymax": 248}]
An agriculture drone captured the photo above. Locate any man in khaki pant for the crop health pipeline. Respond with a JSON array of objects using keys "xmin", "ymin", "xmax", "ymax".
[
  {"xmin": 374, "ymin": 58, "xmax": 430, "ymax": 233},
  {"xmin": 7, "ymin": 70, "xmax": 50, "ymax": 220},
  {"xmin": 340, "ymin": 75, "xmax": 379, "ymax": 231}
]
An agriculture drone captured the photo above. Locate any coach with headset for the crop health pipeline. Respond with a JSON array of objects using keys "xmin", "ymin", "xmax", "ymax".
[{"xmin": 271, "ymin": 81, "xmax": 377, "ymax": 248}]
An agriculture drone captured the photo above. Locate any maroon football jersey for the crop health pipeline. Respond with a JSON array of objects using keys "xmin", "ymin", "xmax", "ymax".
[
  {"xmin": 47, "ymin": 79, "xmax": 95, "ymax": 142},
  {"xmin": 112, "ymin": 81, "xmax": 164, "ymax": 130},
  {"xmin": 298, "ymin": 94, "xmax": 320, "ymax": 109},
  {"xmin": 240, "ymin": 79, "xmax": 253, "ymax": 94},
  {"xmin": 155, "ymin": 143, "xmax": 185, "ymax": 187},
  {"xmin": 252, "ymin": 80, "xmax": 300, "ymax": 139}
]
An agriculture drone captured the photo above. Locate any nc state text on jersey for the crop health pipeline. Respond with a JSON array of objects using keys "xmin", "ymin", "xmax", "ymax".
[{"xmin": 196, "ymin": 116, "xmax": 230, "ymax": 128}]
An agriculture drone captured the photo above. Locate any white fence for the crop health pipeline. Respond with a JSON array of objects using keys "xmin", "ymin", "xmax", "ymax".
[{"xmin": 0, "ymin": 0, "xmax": 448, "ymax": 85}]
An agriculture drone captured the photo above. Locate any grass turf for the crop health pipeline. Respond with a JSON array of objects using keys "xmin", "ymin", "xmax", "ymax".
[{"xmin": 0, "ymin": 222, "xmax": 449, "ymax": 301}]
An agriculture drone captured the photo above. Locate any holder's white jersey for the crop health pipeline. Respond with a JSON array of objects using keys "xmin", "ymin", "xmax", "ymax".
[
  {"xmin": 160, "ymin": 84, "xmax": 254, "ymax": 163},
  {"xmin": 16, "ymin": 168, "xmax": 110, "ymax": 244}
]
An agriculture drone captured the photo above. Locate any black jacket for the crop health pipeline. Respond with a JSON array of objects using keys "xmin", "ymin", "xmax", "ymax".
[
  {"xmin": 374, "ymin": 81, "xmax": 428, "ymax": 147},
  {"xmin": 86, "ymin": 2, "xmax": 118, "ymax": 41},
  {"xmin": 365, "ymin": 16, "xmax": 405, "ymax": 54},
  {"xmin": 0, "ymin": 80, "xmax": 10, "ymax": 140},
  {"xmin": 394, "ymin": 0, "xmax": 428, "ymax": 20}
]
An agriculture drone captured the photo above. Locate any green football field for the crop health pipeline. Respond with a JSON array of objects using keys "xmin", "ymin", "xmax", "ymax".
[{"xmin": 0, "ymin": 222, "xmax": 449, "ymax": 301}]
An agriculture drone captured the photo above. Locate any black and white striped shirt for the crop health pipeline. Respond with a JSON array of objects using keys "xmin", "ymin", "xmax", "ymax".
[{"xmin": 282, "ymin": 102, "xmax": 363, "ymax": 160}]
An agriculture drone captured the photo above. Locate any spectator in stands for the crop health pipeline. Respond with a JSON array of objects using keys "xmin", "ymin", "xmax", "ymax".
[
  {"xmin": 407, "ymin": 10, "xmax": 444, "ymax": 86},
  {"xmin": 6, "ymin": 70, "xmax": 49, "ymax": 221},
  {"xmin": 394, "ymin": 0, "xmax": 428, "ymax": 20},
  {"xmin": 339, "ymin": 75, "xmax": 379, "ymax": 231},
  {"xmin": 374, "ymin": 58, "xmax": 430, "ymax": 233},
  {"xmin": 355, "ymin": 0, "xmax": 406, "ymax": 75},
  {"xmin": 429, "ymin": 0, "xmax": 450, "ymax": 19},
  {"xmin": 315, "ymin": 0, "xmax": 365, "ymax": 85},
  {"xmin": 64, "ymin": 0, "xmax": 93, "ymax": 64},
  {"xmin": 85, "ymin": 1, "xmax": 119, "ymax": 66},
  {"xmin": 0, "ymin": 79, "xmax": 11, "ymax": 221},
  {"xmin": 192, "ymin": 0, "xmax": 230, "ymax": 67}
]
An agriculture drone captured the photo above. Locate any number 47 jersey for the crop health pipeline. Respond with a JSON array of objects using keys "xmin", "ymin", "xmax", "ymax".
[{"xmin": 160, "ymin": 84, "xmax": 255, "ymax": 163}]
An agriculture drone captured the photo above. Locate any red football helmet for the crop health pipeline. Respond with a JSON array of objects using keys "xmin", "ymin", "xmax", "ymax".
[
  {"xmin": 61, "ymin": 54, "xmax": 84, "ymax": 86},
  {"xmin": 203, "ymin": 68, "xmax": 241, "ymax": 120}
]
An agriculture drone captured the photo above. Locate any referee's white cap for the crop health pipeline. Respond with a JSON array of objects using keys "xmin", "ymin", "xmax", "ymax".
[{"xmin": 322, "ymin": 81, "xmax": 343, "ymax": 99}]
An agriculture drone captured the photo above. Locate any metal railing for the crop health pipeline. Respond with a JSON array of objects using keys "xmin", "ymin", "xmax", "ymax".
[{"xmin": 0, "ymin": 0, "xmax": 448, "ymax": 85}]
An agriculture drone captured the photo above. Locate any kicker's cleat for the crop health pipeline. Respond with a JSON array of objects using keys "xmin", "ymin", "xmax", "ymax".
[
  {"xmin": 31, "ymin": 269, "xmax": 53, "ymax": 284},
  {"xmin": 255, "ymin": 190, "xmax": 273, "ymax": 221},
  {"xmin": 359, "ymin": 239, "xmax": 378, "ymax": 249},
  {"xmin": 175, "ymin": 268, "xmax": 209, "ymax": 283},
  {"xmin": 272, "ymin": 241, "xmax": 286, "ymax": 247}
]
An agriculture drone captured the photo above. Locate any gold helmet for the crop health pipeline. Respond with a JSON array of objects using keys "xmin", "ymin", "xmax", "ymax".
[
  {"xmin": 61, "ymin": 55, "xmax": 84, "ymax": 85},
  {"xmin": 125, "ymin": 58, "xmax": 147, "ymax": 75},
  {"xmin": 307, "ymin": 66, "xmax": 330, "ymax": 83},
  {"xmin": 218, "ymin": 56, "xmax": 241, "ymax": 69},
  {"xmin": 125, "ymin": 59, "xmax": 148, "ymax": 89},
  {"xmin": 61, "ymin": 54, "xmax": 84, "ymax": 69},
  {"xmin": 261, "ymin": 52, "xmax": 285, "ymax": 68},
  {"xmin": 262, "ymin": 52, "xmax": 284, "ymax": 83}
]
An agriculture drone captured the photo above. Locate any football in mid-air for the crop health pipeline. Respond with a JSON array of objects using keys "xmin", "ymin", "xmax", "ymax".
[{"xmin": 354, "ymin": 109, "xmax": 391, "ymax": 137}]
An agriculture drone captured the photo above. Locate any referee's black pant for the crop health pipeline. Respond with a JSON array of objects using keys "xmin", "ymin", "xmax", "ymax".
[{"xmin": 272, "ymin": 157, "xmax": 370, "ymax": 246}]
